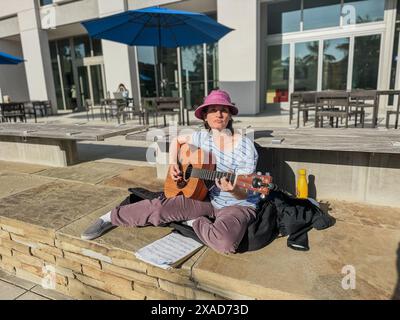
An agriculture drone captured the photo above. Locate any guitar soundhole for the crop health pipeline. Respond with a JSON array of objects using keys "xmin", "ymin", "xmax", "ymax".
[
  {"xmin": 184, "ymin": 165, "xmax": 193, "ymax": 181},
  {"xmin": 175, "ymin": 164, "xmax": 192, "ymax": 190},
  {"xmin": 177, "ymin": 180, "xmax": 187, "ymax": 189}
]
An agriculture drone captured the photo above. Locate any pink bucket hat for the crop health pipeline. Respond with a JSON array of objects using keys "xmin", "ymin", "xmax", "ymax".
[{"xmin": 194, "ymin": 90, "xmax": 238, "ymax": 120}]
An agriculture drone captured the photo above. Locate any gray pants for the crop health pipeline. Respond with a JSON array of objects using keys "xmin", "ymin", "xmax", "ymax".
[{"xmin": 111, "ymin": 195, "xmax": 256, "ymax": 254}]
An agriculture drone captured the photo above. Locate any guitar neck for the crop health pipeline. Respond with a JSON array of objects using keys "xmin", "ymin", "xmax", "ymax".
[{"xmin": 190, "ymin": 168, "xmax": 236, "ymax": 183}]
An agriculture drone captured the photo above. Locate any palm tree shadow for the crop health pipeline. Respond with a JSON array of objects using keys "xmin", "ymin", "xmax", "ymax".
[{"xmin": 392, "ymin": 243, "xmax": 400, "ymax": 300}]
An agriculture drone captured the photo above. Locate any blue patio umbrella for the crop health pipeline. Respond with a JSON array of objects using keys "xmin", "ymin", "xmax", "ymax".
[
  {"xmin": 81, "ymin": 7, "xmax": 233, "ymax": 121},
  {"xmin": 0, "ymin": 51, "xmax": 25, "ymax": 65},
  {"xmin": 81, "ymin": 7, "xmax": 233, "ymax": 48}
]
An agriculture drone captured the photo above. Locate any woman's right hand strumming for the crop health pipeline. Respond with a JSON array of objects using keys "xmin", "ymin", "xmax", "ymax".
[{"xmin": 170, "ymin": 164, "xmax": 183, "ymax": 182}]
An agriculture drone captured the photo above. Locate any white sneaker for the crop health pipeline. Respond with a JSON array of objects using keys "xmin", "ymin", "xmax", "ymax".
[{"xmin": 182, "ymin": 219, "xmax": 196, "ymax": 228}]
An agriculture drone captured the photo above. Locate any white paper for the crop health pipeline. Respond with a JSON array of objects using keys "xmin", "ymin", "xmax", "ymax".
[{"xmin": 135, "ymin": 232, "xmax": 203, "ymax": 269}]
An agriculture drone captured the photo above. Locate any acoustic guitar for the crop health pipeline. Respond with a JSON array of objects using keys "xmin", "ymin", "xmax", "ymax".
[{"xmin": 164, "ymin": 143, "xmax": 274, "ymax": 201}]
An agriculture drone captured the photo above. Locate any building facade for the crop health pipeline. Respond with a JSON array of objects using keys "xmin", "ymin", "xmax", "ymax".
[{"xmin": 0, "ymin": 0, "xmax": 399, "ymax": 115}]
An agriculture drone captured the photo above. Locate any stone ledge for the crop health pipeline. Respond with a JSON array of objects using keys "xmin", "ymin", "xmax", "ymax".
[
  {"xmin": 0, "ymin": 217, "xmax": 222, "ymax": 300},
  {"xmin": 1, "ymin": 162, "xmax": 399, "ymax": 300}
]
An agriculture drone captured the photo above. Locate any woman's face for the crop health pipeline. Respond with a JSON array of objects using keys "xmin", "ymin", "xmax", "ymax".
[{"xmin": 205, "ymin": 105, "xmax": 231, "ymax": 131}]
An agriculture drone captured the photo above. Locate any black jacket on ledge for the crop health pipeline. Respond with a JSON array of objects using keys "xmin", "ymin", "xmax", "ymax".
[{"xmin": 124, "ymin": 187, "xmax": 336, "ymax": 253}]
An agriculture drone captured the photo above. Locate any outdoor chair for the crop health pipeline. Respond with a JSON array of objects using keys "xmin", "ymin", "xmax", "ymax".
[
  {"xmin": 23, "ymin": 101, "xmax": 49, "ymax": 123},
  {"xmin": 315, "ymin": 91, "xmax": 351, "ymax": 128},
  {"xmin": 0, "ymin": 102, "xmax": 26, "ymax": 123},
  {"xmin": 141, "ymin": 98, "xmax": 157, "ymax": 125},
  {"xmin": 184, "ymin": 104, "xmax": 193, "ymax": 126},
  {"xmin": 85, "ymin": 99, "xmax": 105, "ymax": 121},
  {"xmin": 289, "ymin": 92, "xmax": 302, "ymax": 125},
  {"xmin": 349, "ymin": 90, "xmax": 377, "ymax": 128},
  {"xmin": 124, "ymin": 98, "xmax": 145, "ymax": 124},
  {"xmin": 154, "ymin": 97, "xmax": 182, "ymax": 126},
  {"xmin": 33, "ymin": 101, "xmax": 48, "ymax": 118},
  {"xmin": 386, "ymin": 97, "xmax": 400, "ymax": 129},
  {"xmin": 290, "ymin": 91, "xmax": 317, "ymax": 128},
  {"xmin": 23, "ymin": 101, "xmax": 38, "ymax": 123},
  {"xmin": 42, "ymin": 100, "xmax": 53, "ymax": 116},
  {"xmin": 103, "ymin": 98, "xmax": 126, "ymax": 124}
]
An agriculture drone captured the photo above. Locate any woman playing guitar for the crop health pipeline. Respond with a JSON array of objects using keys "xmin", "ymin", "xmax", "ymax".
[{"xmin": 81, "ymin": 90, "xmax": 263, "ymax": 254}]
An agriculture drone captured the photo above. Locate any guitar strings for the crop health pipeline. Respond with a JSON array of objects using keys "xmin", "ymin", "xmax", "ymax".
[{"xmin": 190, "ymin": 168, "xmax": 236, "ymax": 184}]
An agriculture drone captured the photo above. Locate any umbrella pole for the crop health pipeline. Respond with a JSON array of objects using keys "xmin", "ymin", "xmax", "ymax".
[{"xmin": 157, "ymin": 17, "xmax": 165, "ymax": 97}]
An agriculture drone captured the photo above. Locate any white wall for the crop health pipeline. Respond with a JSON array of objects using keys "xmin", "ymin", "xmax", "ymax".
[
  {"xmin": 128, "ymin": 0, "xmax": 181, "ymax": 10},
  {"xmin": 0, "ymin": 39, "xmax": 29, "ymax": 102},
  {"xmin": 165, "ymin": 0, "xmax": 217, "ymax": 13},
  {"xmin": 39, "ymin": 0, "xmax": 99, "ymax": 28},
  {"xmin": 217, "ymin": 0, "xmax": 260, "ymax": 115},
  {"xmin": 18, "ymin": 3, "xmax": 57, "ymax": 112},
  {"xmin": 0, "ymin": 0, "xmax": 33, "ymax": 18}
]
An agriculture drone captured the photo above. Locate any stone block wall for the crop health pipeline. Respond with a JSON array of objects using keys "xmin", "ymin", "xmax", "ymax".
[{"xmin": 0, "ymin": 217, "xmax": 223, "ymax": 300}]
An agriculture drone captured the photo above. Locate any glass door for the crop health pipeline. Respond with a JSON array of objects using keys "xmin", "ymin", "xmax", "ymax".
[
  {"xmin": 265, "ymin": 34, "xmax": 381, "ymax": 109},
  {"xmin": 294, "ymin": 41, "xmax": 319, "ymax": 92},
  {"xmin": 181, "ymin": 44, "xmax": 206, "ymax": 108},
  {"xmin": 159, "ymin": 47, "xmax": 179, "ymax": 97},
  {"xmin": 322, "ymin": 38, "xmax": 349, "ymax": 90},
  {"xmin": 77, "ymin": 64, "xmax": 106, "ymax": 108},
  {"xmin": 77, "ymin": 66, "xmax": 90, "ymax": 108},
  {"xmin": 266, "ymin": 44, "xmax": 290, "ymax": 106},
  {"xmin": 58, "ymin": 39, "xmax": 76, "ymax": 110},
  {"xmin": 90, "ymin": 65, "xmax": 105, "ymax": 105}
]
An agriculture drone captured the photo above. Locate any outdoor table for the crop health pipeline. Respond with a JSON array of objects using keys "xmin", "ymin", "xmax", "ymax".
[
  {"xmin": 0, "ymin": 123, "xmax": 147, "ymax": 167},
  {"xmin": 252, "ymin": 127, "xmax": 400, "ymax": 154},
  {"xmin": 376, "ymin": 90, "xmax": 400, "ymax": 129}
]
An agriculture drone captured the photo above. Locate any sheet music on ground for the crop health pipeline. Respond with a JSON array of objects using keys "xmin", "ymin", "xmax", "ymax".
[{"xmin": 135, "ymin": 232, "xmax": 204, "ymax": 269}]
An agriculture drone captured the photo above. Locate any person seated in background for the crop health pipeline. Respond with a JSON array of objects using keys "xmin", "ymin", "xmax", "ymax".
[{"xmin": 117, "ymin": 83, "xmax": 129, "ymax": 99}]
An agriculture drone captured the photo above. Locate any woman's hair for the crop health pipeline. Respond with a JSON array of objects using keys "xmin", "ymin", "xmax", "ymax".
[{"xmin": 202, "ymin": 107, "xmax": 234, "ymax": 135}]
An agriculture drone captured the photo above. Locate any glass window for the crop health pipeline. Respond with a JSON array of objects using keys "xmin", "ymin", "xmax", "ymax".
[
  {"xmin": 343, "ymin": 0, "xmax": 385, "ymax": 25},
  {"xmin": 49, "ymin": 41, "xmax": 64, "ymax": 110},
  {"xmin": 295, "ymin": 41, "xmax": 319, "ymax": 91},
  {"xmin": 322, "ymin": 38, "xmax": 349, "ymax": 90},
  {"xmin": 397, "ymin": 0, "xmax": 400, "ymax": 22},
  {"xmin": 352, "ymin": 34, "xmax": 381, "ymax": 89},
  {"xmin": 40, "ymin": 0, "xmax": 53, "ymax": 6},
  {"xmin": 207, "ymin": 43, "xmax": 219, "ymax": 92},
  {"xmin": 268, "ymin": 1, "xmax": 301, "ymax": 35},
  {"xmin": 58, "ymin": 39, "xmax": 76, "ymax": 110},
  {"xmin": 77, "ymin": 66, "xmax": 90, "ymax": 108},
  {"xmin": 92, "ymin": 38, "xmax": 103, "ymax": 56},
  {"xmin": 137, "ymin": 46, "xmax": 157, "ymax": 98},
  {"xmin": 181, "ymin": 45, "xmax": 204, "ymax": 108},
  {"xmin": 303, "ymin": 0, "xmax": 341, "ymax": 31},
  {"xmin": 390, "ymin": 21, "xmax": 400, "ymax": 104},
  {"xmin": 74, "ymin": 36, "xmax": 91, "ymax": 59},
  {"xmin": 159, "ymin": 47, "xmax": 179, "ymax": 97},
  {"xmin": 90, "ymin": 65, "xmax": 105, "ymax": 105},
  {"xmin": 266, "ymin": 44, "xmax": 290, "ymax": 104}
]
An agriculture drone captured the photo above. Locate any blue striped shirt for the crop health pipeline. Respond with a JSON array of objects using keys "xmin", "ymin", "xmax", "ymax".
[{"xmin": 191, "ymin": 130, "xmax": 260, "ymax": 209}]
